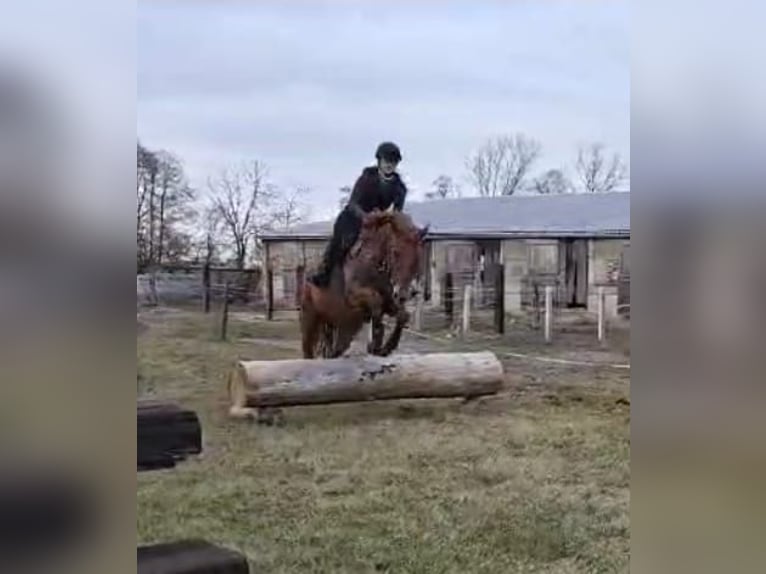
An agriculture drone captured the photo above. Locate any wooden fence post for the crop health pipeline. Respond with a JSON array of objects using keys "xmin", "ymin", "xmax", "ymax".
[
  {"xmin": 597, "ymin": 285, "xmax": 605, "ymax": 343},
  {"xmin": 494, "ymin": 263, "xmax": 505, "ymax": 334},
  {"xmin": 202, "ymin": 262, "xmax": 211, "ymax": 313},
  {"xmin": 444, "ymin": 272, "xmax": 454, "ymax": 328},
  {"xmin": 473, "ymin": 271, "xmax": 482, "ymax": 310},
  {"xmin": 462, "ymin": 284, "xmax": 472, "ymax": 335},
  {"xmin": 266, "ymin": 269, "xmax": 274, "ymax": 321},
  {"xmin": 149, "ymin": 267, "xmax": 160, "ymax": 306},
  {"xmin": 413, "ymin": 294, "xmax": 424, "ymax": 331},
  {"xmin": 203, "ymin": 233, "xmax": 213, "ymax": 313},
  {"xmin": 220, "ymin": 282, "xmax": 230, "ymax": 341},
  {"xmin": 532, "ymin": 283, "xmax": 541, "ymax": 328},
  {"xmin": 544, "ymin": 285, "xmax": 552, "ymax": 343}
]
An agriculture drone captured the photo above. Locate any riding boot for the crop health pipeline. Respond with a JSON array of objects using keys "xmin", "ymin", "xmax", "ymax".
[
  {"xmin": 310, "ymin": 235, "xmax": 342, "ymax": 287},
  {"xmin": 310, "ymin": 209, "xmax": 361, "ymax": 287}
]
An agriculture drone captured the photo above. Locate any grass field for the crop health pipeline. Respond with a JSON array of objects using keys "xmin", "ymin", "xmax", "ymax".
[{"xmin": 137, "ymin": 306, "xmax": 630, "ymax": 573}]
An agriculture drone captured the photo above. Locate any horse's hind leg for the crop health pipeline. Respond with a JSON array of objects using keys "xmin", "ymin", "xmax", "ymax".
[
  {"xmin": 319, "ymin": 323, "xmax": 337, "ymax": 358},
  {"xmin": 263, "ymin": 303, "xmax": 319, "ymax": 425}
]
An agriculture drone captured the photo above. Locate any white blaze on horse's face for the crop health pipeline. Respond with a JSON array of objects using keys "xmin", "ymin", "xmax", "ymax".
[{"xmin": 391, "ymin": 227, "xmax": 428, "ymax": 304}]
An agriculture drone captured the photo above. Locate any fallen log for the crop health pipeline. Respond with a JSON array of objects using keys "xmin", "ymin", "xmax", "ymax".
[
  {"xmin": 137, "ymin": 400, "xmax": 202, "ymax": 471},
  {"xmin": 138, "ymin": 539, "xmax": 249, "ymax": 574},
  {"xmin": 228, "ymin": 351, "xmax": 504, "ymax": 416}
]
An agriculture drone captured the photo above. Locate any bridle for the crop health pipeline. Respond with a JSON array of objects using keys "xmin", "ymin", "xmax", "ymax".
[
  {"xmin": 382, "ymin": 222, "xmax": 419, "ymax": 305},
  {"xmin": 349, "ymin": 214, "xmax": 424, "ymax": 305}
]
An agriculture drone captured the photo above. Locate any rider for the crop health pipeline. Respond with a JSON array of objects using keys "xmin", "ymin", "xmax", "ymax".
[{"xmin": 310, "ymin": 141, "xmax": 408, "ymax": 287}]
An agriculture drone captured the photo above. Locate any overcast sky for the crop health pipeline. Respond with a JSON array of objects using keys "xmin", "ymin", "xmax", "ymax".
[{"xmin": 138, "ymin": 0, "xmax": 629, "ymax": 221}]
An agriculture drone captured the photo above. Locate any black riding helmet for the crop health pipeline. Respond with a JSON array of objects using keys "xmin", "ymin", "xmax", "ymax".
[{"xmin": 375, "ymin": 141, "xmax": 402, "ymax": 163}]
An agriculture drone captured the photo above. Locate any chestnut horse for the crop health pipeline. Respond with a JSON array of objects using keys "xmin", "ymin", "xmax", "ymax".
[{"xmin": 300, "ymin": 210, "xmax": 428, "ymax": 359}]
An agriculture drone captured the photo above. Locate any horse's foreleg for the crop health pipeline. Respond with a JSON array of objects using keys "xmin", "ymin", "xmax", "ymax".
[
  {"xmin": 329, "ymin": 326, "xmax": 358, "ymax": 358},
  {"xmin": 318, "ymin": 323, "xmax": 337, "ymax": 359},
  {"xmin": 379, "ymin": 304, "xmax": 410, "ymax": 357},
  {"xmin": 347, "ymin": 287, "xmax": 385, "ymax": 356},
  {"xmin": 367, "ymin": 314, "xmax": 385, "ymax": 355}
]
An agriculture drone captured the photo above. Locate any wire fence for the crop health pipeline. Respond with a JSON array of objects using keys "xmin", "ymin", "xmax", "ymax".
[
  {"xmin": 138, "ymin": 261, "xmax": 630, "ymax": 350},
  {"xmin": 137, "ymin": 268, "xmax": 265, "ymax": 308},
  {"xmin": 423, "ymin": 282, "xmax": 629, "ymax": 344}
]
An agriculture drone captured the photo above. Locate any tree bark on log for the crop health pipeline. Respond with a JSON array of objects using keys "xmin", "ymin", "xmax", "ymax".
[{"xmin": 228, "ymin": 351, "xmax": 504, "ymax": 416}]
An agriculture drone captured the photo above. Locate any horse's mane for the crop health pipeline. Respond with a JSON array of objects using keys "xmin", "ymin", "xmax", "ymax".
[
  {"xmin": 349, "ymin": 210, "xmax": 418, "ymax": 265},
  {"xmin": 363, "ymin": 210, "xmax": 417, "ymax": 236}
]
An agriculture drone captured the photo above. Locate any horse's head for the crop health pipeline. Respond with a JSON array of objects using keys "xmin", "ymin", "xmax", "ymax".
[{"xmin": 362, "ymin": 211, "xmax": 429, "ymax": 303}]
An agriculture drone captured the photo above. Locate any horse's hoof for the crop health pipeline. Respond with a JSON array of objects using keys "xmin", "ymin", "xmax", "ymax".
[
  {"xmin": 257, "ymin": 415, "xmax": 273, "ymax": 426},
  {"xmin": 367, "ymin": 344, "xmax": 387, "ymax": 356},
  {"xmin": 272, "ymin": 409, "xmax": 286, "ymax": 427},
  {"xmin": 257, "ymin": 407, "xmax": 283, "ymax": 426}
]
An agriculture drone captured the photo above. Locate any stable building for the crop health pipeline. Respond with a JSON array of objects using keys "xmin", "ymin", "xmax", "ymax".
[{"xmin": 260, "ymin": 191, "xmax": 630, "ymax": 318}]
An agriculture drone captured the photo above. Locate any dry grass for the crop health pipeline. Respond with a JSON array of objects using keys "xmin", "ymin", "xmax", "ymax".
[{"xmin": 137, "ymin": 307, "xmax": 629, "ymax": 573}]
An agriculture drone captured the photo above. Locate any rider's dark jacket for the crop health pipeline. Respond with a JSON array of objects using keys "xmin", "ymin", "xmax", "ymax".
[{"xmin": 311, "ymin": 166, "xmax": 408, "ymax": 287}]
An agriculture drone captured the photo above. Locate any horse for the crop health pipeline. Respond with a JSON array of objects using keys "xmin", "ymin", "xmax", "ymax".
[{"xmin": 299, "ymin": 210, "xmax": 429, "ymax": 359}]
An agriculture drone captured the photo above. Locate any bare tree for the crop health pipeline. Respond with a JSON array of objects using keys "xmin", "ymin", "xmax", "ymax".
[
  {"xmin": 575, "ymin": 143, "xmax": 627, "ymax": 193},
  {"xmin": 136, "ymin": 142, "xmax": 152, "ymax": 235},
  {"xmin": 136, "ymin": 142, "xmax": 156, "ymax": 271},
  {"xmin": 531, "ymin": 168, "xmax": 572, "ymax": 195},
  {"xmin": 155, "ymin": 150, "xmax": 195, "ymax": 265},
  {"xmin": 137, "ymin": 143, "xmax": 159, "ymax": 270},
  {"xmin": 466, "ymin": 134, "xmax": 541, "ymax": 196},
  {"xmin": 426, "ymin": 174, "xmax": 460, "ymax": 200},
  {"xmin": 270, "ymin": 185, "xmax": 309, "ymax": 230},
  {"xmin": 137, "ymin": 143, "xmax": 197, "ymax": 270},
  {"xmin": 190, "ymin": 207, "xmax": 222, "ymax": 265},
  {"xmin": 206, "ymin": 159, "xmax": 274, "ymax": 269}
]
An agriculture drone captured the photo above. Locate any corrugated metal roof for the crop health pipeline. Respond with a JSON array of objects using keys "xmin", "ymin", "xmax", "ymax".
[{"xmin": 263, "ymin": 191, "xmax": 630, "ymax": 241}]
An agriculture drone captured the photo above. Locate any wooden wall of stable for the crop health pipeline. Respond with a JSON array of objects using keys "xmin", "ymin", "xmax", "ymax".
[{"xmin": 263, "ymin": 236, "xmax": 629, "ymax": 319}]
